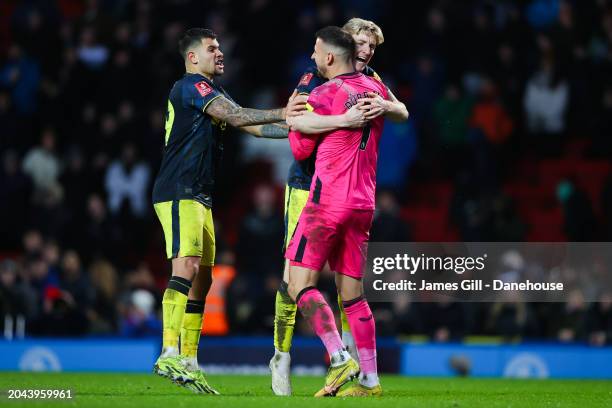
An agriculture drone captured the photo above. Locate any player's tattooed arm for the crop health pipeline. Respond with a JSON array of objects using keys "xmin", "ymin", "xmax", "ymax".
[
  {"xmin": 286, "ymin": 102, "xmax": 368, "ymax": 134},
  {"xmin": 241, "ymin": 122, "xmax": 289, "ymax": 139},
  {"xmin": 205, "ymin": 96, "xmax": 286, "ymax": 127}
]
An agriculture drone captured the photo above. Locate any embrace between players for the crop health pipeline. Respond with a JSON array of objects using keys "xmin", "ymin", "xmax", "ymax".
[{"xmin": 151, "ymin": 18, "xmax": 408, "ymax": 397}]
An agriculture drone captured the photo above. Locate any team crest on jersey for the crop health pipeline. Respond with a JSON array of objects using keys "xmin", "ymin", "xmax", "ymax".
[
  {"xmin": 195, "ymin": 81, "xmax": 213, "ymax": 97},
  {"xmin": 299, "ymin": 73, "xmax": 313, "ymax": 86}
]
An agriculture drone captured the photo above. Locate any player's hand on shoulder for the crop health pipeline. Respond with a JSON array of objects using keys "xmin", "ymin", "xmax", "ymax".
[
  {"xmin": 361, "ymin": 92, "xmax": 388, "ymax": 120},
  {"xmin": 285, "ymin": 90, "xmax": 308, "ymax": 119}
]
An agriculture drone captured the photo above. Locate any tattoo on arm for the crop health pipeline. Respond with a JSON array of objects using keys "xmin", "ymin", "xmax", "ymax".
[
  {"xmin": 205, "ymin": 96, "xmax": 285, "ymax": 127},
  {"xmin": 241, "ymin": 122, "xmax": 288, "ymax": 139},
  {"xmin": 260, "ymin": 122, "xmax": 289, "ymax": 139}
]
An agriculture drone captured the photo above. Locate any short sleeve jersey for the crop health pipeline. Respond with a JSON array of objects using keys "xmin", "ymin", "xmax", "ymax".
[
  {"xmin": 286, "ymin": 65, "xmax": 383, "ymax": 190},
  {"xmin": 152, "ymin": 73, "xmax": 233, "ymax": 208}
]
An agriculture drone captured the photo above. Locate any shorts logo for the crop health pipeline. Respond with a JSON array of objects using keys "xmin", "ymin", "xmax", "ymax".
[
  {"xmin": 195, "ymin": 81, "xmax": 213, "ymax": 97},
  {"xmin": 299, "ymin": 73, "xmax": 313, "ymax": 86}
]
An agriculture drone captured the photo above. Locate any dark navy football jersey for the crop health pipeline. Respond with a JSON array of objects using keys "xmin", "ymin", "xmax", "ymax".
[
  {"xmin": 152, "ymin": 73, "xmax": 233, "ymax": 208},
  {"xmin": 286, "ymin": 65, "xmax": 382, "ymax": 190}
]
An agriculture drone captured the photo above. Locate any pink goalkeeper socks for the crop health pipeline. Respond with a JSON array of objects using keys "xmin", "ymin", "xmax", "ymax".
[
  {"xmin": 344, "ymin": 297, "xmax": 377, "ymax": 376},
  {"xmin": 296, "ymin": 288, "xmax": 344, "ymax": 356}
]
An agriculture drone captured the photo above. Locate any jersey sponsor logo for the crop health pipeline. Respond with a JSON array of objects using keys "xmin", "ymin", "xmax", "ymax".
[
  {"xmin": 299, "ymin": 73, "xmax": 313, "ymax": 86},
  {"xmin": 195, "ymin": 81, "xmax": 213, "ymax": 97}
]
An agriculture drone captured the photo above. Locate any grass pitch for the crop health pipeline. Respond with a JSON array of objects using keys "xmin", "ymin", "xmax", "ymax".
[{"xmin": 1, "ymin": 373, "xmax": 611, "ymax": 407}]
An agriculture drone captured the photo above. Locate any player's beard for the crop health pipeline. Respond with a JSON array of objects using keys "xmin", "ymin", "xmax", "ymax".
[
  {"xmin": 316, "ymin": 64, "xmax": 328, "ymax": 79},
  {"xmin": 214, "ymin": 59, "xmax": 224, "ymax": 76}
]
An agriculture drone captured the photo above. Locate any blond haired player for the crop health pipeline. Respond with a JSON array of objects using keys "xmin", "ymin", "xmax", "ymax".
[{"xmin": 270, "ymin": 18, "xmax": 408, "ymax": 397}]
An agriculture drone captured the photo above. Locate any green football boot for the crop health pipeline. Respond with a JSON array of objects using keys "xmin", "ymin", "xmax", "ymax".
[
  {"xmin": 336, "ymin": 382, "xmax": 383, "ymax": 397},
  {"xmin": 153, "ymin": 355, "xmax": 192, "ymax": 383},
  {"xmin": 314, "ymin": 357, "xmax": 360, "ymax": 397},
  {"xmin": 182, "ymin": 368, "xmax": 220, "ymax": 395}
]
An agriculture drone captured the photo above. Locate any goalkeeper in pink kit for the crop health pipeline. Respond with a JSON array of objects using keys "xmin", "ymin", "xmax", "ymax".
[{"xmin": 285, "ymin": 26, "xmax": 388, "ymax": 397}]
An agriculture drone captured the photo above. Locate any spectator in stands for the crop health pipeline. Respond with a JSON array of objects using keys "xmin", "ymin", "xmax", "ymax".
[
  {"xmin": 104, "ymin": 142, "xmax": 151, "ymax": 218},
  {"xmin": 119, "ymin": 289, "xmax": 161, "ymax": 338},
  {"xmin": 433, "ymin": 83, "xmax": 472, "ymax": 174},
  {"xmin": 0, "ymin": 150, "xmax": 33, "ymax": 249},
  {"xmin": 550, "ymin": 289, "xmax": 587, "ymax": 342},
  {"xmin": 28, "ymin": 177, "xmax": 68, "ymax": 240},
  {"xmin": 470, "ymin": 79, "xmax": 514, "ymax": 145},
  {"xmin": 0, "ymin": 260, "xmax": 38, "ymax": 330},
  {"xmin": 449, "ymin": 172, "xmax": 493, "ymax": 241},
  {"xmin": 469, "ymin": 78, "xmax": 513, "ymax": 189},
  {"xmin": 121, "ymin": 263, "xmax": 160, "ymax": 305},
  {"xmin": 21, "ymin": 229, "xmax": 44, "ymax": 259},
  {"xmin": 370, "ymin": 191, "xmax": 411, "ymax": 242},
  {"xmin": 59, "ymin": 250, "xmax": 94, "ymax": 311},
  {"xmin": 557, "ymin": 180, "xmax": 597, "ymax": 241},
  {"xmin": 76, "ymin": 194, "xmax": 119, "ymax": 262},
  {"xmin": 494, "ymin": 43, "xmax": 525, "ymax": 117},
  {"xmin": 116, "ymin": 264, "xmax": 162, "ymax": 336},
  {"xmin": 434, "ymin": 83, "xmax": 472, "ymax": 148},
  {"xmin": 486, "ymin": 301, "xmax": 536, "ymax": 340},
  {"xmin": 88, "ymin": 259, "xmax": 119, "ymax": 334},
  {"xmin": 420, "ymin": 299, "xmax": 468, "ymax": 342},
  {"xmin": 586, "ymin": 291, "xmax": 612, "ymax": 346},
  {"xmin": 235, "ymin": 184, "xmax": 284, "ymax": 288},
  {"xmin": 42, "ymin": 239, "xmax": 61, "ymax": 279},
  {"xmin": 377, "ymin": 110, "xmax": 418, "ymax": 196},
  {"xmin": 101, "ymin": 51, "xmax": 139, "ymax": 108},
  {"xmin": 490, "ymin": 194, "xmax": 527, "ymax": 241},
  {"xmin": 76, "ymin": 26, "xmax": 109, "ymax": 70},
  {"xmin": 25, "ymin": 252, "xmax": 55, "ymax": 298},
  {"xmin": 526, "ymin": 0, "xmax": 560, "ymax": 29},
  {"xmin": 524, "ymin": 55, "xmax": 569, "ymax": 155},
  {"xmin": 0, "ymin": 91, "xmax": 18, "ymax": 148},
  {"xmin": 407, "ymin": 55, "xmax": 443, "ymax": 128},
  {"xmin": 22, "ymin": 127, "xmax": 61, "ymax": 200},
  {"xmin": 232, "ymin": 185, "xmax": 284, "ymax": 331},
  {"xmin": 59, "ymin": 147, "xmax": 90, "ymax": 223},
  {"xmin": 0, "ymin": 44, "xmax": 40, "ymax": 115}
]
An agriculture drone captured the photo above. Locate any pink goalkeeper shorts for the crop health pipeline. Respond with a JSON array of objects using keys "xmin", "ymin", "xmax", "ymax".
[{"xmin": 285, "ymin": 202, "xmax": 374, "ymax": 280}]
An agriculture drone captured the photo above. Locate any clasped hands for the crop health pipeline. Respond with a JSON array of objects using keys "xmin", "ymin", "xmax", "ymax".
[{"xmin": 285, "ymin": 90, "xmax": 387, "ymax": 130}]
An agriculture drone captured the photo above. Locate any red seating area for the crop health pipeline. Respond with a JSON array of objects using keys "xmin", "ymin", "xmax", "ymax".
[
  {"xmin": 400, "ymin": 158, "xmax": 610, "ymax": 242},
  {"xmin": 401, "ymin": 182, "xmax": 459, "ymax": 242}
]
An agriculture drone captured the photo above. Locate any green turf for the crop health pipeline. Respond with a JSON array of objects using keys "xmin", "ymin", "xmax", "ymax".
[{"xmin": 0, "ymin": 373, "xmax": 610, "ymax": 407}]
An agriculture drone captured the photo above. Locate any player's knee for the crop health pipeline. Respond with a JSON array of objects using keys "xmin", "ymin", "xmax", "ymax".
[
  {"xmin": 172, "ymin": 256, "xmax": 201, "ymax": 281},
  {"xmin": 287, "ymin": 280, "xmax": 303, "ymax": 302},
  {"xmin": 337, "ymin": 277, "xmax": 363, "ymax": 300}
]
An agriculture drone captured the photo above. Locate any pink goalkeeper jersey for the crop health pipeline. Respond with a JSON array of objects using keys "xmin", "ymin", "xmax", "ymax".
[{"xmin": 289, "ymin": 72, "xmax": 388, "ymax": 210}]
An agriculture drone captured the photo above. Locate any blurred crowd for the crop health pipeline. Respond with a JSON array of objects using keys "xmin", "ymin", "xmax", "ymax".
[{"xmin": 0, "ymin": 0, "xmax": 611, "ymax": 343}]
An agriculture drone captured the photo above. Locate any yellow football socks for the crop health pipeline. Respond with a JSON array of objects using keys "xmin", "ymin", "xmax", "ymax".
[
  {"xmin": 162, "ymin": 276, "xmax": 191, "ymax": 349},
  {"xmin": 338, "ymin": 293, "xmax": 351, "ymax": 334},
  {"xmin": 274, "ymin": 281, "xmax": 297, "ymax": 352},
  {"xmin": 181, "ymin": 300, "xmax": 204, "ymax": 358}
]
